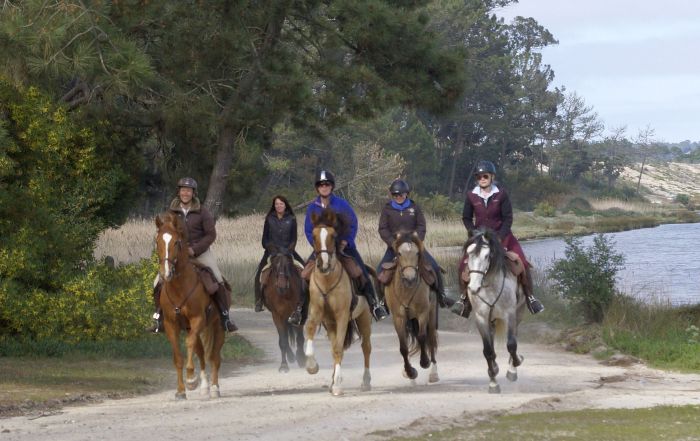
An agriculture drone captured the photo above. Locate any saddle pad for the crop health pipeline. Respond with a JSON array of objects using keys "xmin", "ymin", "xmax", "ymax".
[
  {"xmin": 419, "ymin": 262, "xmax": 436, "ymax": 287},
  {"xmin": 505, "ymin": 251, "xmax": 525, "ymax": 277},
  {"xmin": 339, "ymin": 254, "xmax": 364, "ymax": 279},
  {"xmin": 197, "ymin": 267, "xmax": 219, "ymax": 295}
]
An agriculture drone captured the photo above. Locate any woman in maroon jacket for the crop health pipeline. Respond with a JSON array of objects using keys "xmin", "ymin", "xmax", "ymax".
[{"xmin": 452, "ymin": 161, "xmax": 544, "ymax": 317}]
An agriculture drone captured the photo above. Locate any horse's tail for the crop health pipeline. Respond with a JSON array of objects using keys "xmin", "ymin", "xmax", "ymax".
[
  {"xmin": 494, "ymin": 318, "xmax": 507, "ymax": 348},
  {"xmin": 200, "ymin": 324, "xmax": 216, "ymax": 364},
  {"xmin": 343, "ymin": 320, "xmax": 357, "ymax": 350},
  {"xmin": 406, "ymin": 318, "xmax": 420, "ymax": 356}
]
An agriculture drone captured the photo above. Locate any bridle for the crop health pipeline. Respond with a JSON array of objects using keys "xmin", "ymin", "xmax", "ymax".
[
  {"xmin": 157, "ymin": 230, "xmax": 198, "ymax": 316},
  {"xmin": 468, "ymin": 246, "xmax": 506, "ymax": 323},
  {"xmin": 396, "ymin": 246, "xmax": 420, "ymax": 289}
]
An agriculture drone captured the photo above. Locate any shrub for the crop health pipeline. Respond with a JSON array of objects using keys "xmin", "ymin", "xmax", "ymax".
[
  {"xmin": 533, "ymin": 201, "xmax": 556, "ymax": 217},
  {"xmin": 549, "ymin": 234, "xmax": 625, "ymax": 323},
  {"xmin": 413, "ymin": 192, "xmax": 461, "ymax": 220},
  {"xmin": 675, "ymin": 194, "xmax": 690, "ymax": 206}
]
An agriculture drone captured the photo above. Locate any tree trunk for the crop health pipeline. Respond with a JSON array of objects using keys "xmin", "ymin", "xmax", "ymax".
[
  {"xmin": 447, "ymin": 128, "xmax": 464, "ymax": 199},
  {"xmin": 636, "ymin": 155, "xmax": 647, "ymax": 194},
  {"xmin": 204, "ymin": 125, "xmax": 238, "ymax": 217}
]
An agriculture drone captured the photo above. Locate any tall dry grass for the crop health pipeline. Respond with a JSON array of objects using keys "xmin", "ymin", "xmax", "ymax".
[
  {"xmin": 94, "ymin": 212, "xmax": 470, "ymax": 304},
  {"xmin": 588, "ymin": 198, "xmax": 664, "ymax": 214}
]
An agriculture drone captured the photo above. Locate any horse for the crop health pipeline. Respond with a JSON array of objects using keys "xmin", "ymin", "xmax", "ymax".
[
  {"xmin": 303, "ymin": 208, "xmax": 373, "ymax": 396},
  {"xmin": 462, "ymin": 227, "xmax": 526, "ymax": 394},
  {"xmin": 260, "ymin": 246, "xmax": 306, "ymax": 372},
  {"xmin": 155, "ymin": 211, "xmax": 225, "ymax": 399},
  {"xmin": 383, "ymin": 232, "xmax": 439, "ymax": 383}
]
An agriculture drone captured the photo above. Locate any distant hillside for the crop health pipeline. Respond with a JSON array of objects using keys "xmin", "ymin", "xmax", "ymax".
[{"xmin": 620, "ymin": 162, "xmax": 700, "ymax": 204}]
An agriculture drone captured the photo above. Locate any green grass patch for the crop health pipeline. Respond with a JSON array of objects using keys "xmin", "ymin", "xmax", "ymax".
[{"xmin": 389, "ymin": 406, "xmax": 700, "ymax": 441}]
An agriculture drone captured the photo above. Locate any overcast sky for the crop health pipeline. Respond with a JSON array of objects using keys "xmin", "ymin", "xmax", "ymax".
[{"xmin": 496, "ymin": 0, "xmax": 700, "ymax": 143}]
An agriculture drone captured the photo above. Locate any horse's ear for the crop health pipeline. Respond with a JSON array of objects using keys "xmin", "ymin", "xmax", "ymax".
[
  {"xmin": 156, "ymin": 213, "xmax": 163, "ymax": 228},
  {"xmin": 311, "ymin": 211, "xmax": 320, "ymax": 225},
  {"xmin": 326, "ymin": 209, "xmax": 337, "ymax": 226},
  {"xmin": 467, "ymin": 243, "xmax": 477, "ymax": 254}
]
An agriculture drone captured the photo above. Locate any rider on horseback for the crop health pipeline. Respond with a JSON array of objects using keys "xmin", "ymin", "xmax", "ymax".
[
  {"xmin": 254, "ymin": 195, "xmax": 305, "ymax": 312},
  {"xmin": 148, "ymin": 177, "xmax": 238, "ymax": 333},
  {"xmin": 289, "ymin": 170, "xmax": 389, "ymax": 325},
  {"xmin": 377, "ymin": 179, "xmax": 455, "ymax": 308},
  {"xmin": 452, "ymin": 160, "xmax": 545, "ymax": 317}
]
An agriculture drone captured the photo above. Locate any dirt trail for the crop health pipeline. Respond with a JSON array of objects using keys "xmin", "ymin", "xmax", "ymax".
[{"xmin": 1, "ymin": 310, "xmax": 699, "ymax": 441}]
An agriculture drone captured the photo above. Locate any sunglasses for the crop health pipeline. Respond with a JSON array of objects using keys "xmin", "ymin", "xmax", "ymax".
[
  {"xmin": 476, "ymin": 174, "xmax": 492, "ymax": 180},
  {"xmin": 392, "ymin": 193, "xmax": 406, "ymax": 198},
  {"xmin": 317, "ymin": 182, "xmax": 332, "ymax": 187}
]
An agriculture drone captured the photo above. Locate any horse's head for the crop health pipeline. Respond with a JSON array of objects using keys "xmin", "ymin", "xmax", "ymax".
[
  {"xmin": 155, "ymin": 212, "xmax": 188, "ymax": 282},
  {"xmin": 393, "ymin": 231, "xmax": 423, "ymax": 287},
  {"xmin": 311, "ymin": 209, "xmax": 338, "ymax": 273},
  {"xmin": 269, "ymin": 247, "xmax": 293, "ymax": 291},
  {"xmin": 463, "ymin": 228, "xmax": 505, "ymax": 294}
]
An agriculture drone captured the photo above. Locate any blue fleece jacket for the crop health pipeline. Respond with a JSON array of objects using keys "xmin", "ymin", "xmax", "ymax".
[{"xmin": 304, "ymin": 194, "xmax": 359, "ymax": 249}]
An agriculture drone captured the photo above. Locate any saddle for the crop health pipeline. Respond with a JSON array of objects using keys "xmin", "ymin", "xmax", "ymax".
[
  {"xmin": 259, "ymin": 256, "xmax": 303, "ymax": 287},
  {"xmin": 193, "ymin": 263, "xmax": 220, "ymax": 295},
  {"xmin": 377, "ymin": 259, "xmax": 438, "ymax": 287}
]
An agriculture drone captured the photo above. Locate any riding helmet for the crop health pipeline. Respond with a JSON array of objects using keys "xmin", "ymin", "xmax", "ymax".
[
  {"xmin": 177, "ymin": 177, "xmax": 198, "ymax": 190},
  {"xmin": 474, "ymin": 160, "xmax": 497, "ymax": 176},
  {"xmin": 389, "ymin": 179, "xmax": 410, "ymax": 195},
  {"xmin": 315, "ymin": 169, "xmax": 336, "ymax": 187}
]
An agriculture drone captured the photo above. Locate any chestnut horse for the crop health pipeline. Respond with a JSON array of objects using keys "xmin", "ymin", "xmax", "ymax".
[
  {"xmin": 462, "ymin": 227, "xmax": 526, "ymax": 393},
  {"xmin": 261, "ymin": 247, "xmax": 306, "ymax": 372},
  {"xmin": 304, "ymin": 208, "xmax": 372, "ymax": 396},
  {"xmin": 155, "ymin": 212, "xmax": 225, "ymax": 399},
  {"xmin": 384, "ymin": 232, "xmax": 439, "ymax": 383}
]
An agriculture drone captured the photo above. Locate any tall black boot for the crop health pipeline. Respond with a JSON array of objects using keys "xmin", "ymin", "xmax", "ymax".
[
  {"xmin": 450, "ymin": 292, "xmax": 472, "ymax": 318},
  {"xmin": 147, "ymin": 283, "xmax": 164, "ymax": 333},
  {"xmin": 287, "ymin": 286, "xmax": 307, "ymax": 326},
  {"xmin": 214, "ymin": 283, "xmax": 238, "ymax": 333},
  {"xmin": 521, "ymin": 268, "xmax": 544, "ymax": 314},
  {"xmin": 433, "ymin": 270, "xmax": 455, "ymax": 308},
  {"xmin": 254, "ymin": 269, "xmax": 264, "ymax": 312},
  {"xmin": 361, "ymin": 279, "xmax": 388, "ymax": 321}
]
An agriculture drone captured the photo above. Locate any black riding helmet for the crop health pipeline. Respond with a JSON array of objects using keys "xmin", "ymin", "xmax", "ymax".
[
  {"xmin": 177, "ymin": 177, "xmax": 198, "ymax": 191},
  {"xmin": 315, "ymin": 169, "xmax": 336, "ymax": 188},
  {"xmin": 389, "ymin": 179, "xmax": 410, "ymax": 195},
  {"xmin": 474, "ymin": 160, "xmax": 497, "ymax": 176}
]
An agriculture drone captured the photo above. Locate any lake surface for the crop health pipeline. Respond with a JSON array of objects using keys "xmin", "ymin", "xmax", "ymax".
[{"xmin": 521, "ymin": 223, "xmax": 700, "ymax": 306}]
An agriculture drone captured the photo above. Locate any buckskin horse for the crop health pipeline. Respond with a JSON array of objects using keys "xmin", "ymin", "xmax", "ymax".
[
  {"xmin": 383, "ymin": 232, "xmax": 439, "ymax": 383},
  {"xmin": 462, "ymin": 227, "xmax": 526, "ymax": 393},
  {"xmin": 303, "ymin": 208, "xmax": 373, "ymax": 396},
  {"xmin": 260, "ymin": 246, "xmax": 306, "ymax": 372},
  {"xmin": 155, "ymin": 212, "xmax": 225, "ymax": 399}
]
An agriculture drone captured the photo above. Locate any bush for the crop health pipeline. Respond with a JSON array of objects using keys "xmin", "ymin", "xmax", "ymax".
[
  {"xmin": 675, "ymin": 194, "xmax": 690, "ymax": 206},
  {"xmin": 549, "ymin": 234, "xmax": 625, "ymax": 323},
  {"xmin": 533, "ymin": 201, "xmax": 556, "ymax": 217},
  {"xmin": 413, "ymin": 192, "xmax": 461, "ymax": 219}
]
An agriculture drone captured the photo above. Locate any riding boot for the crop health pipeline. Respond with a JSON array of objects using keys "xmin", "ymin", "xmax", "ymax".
[
  {"xmin": 254, "ymin": 273, "xmax": 264, "ymax": 312},
  {"xmin": 520, "ymin": 268, "xmax": 544, "ymax": 314},
  {"xmin": 360, "ymin": 279, "xmax": 388, "ymax": 321},
  {"xmin": 214, "ymin": 283, "xmax": 238, "ymax": 333},
  {"xmin": 287, "ymin": 284, "xmax": 307, "ymax": 326},
  {"xmin": 433, "ymin": 270, "xmax": 455, "ymax": 308},
  {"xmin": 450, "ymin": 291, "xmax": 472, "ymax": 318},
  {"xmin": 147, "ymin": 283, "xmax": 164, "ymax": 333}
]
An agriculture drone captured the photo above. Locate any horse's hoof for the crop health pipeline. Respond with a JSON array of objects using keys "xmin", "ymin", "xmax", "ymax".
[
  {"xmin": 488, "ymin": 384, "xmax": 501, "ymax": 394},
  {"xmin": 175, "ymin": 391, "xmax": 187, "ymax": 400},
  {"xmin": 429, "ymin": 373, "xmax": 440, "ymax": 383},
  {"xmin": 306, "ymin": 358, "xmax": 319, "ymax": 375},
  {"xmin": 331, "ymin": 386, "xmax": 343, "ymax": 396},
  {"xmin": 296, "ymin": 354, "xmax": 306, "ymax": 368},
  {"xmin": 210, "ymin": 385, "xmax": 220, "ymax": 399},
  {"xmin": 506, "ymin": 370, "xmax": 518, "ymax": 382},
  {"xmin": 186, "ymin": 378, "xmax": 199, "ymax": 391},
  {"xmin": 279, "ymin": 364, "xmax": 290, "ymax": 373},
  {"xmin": 406, "ymin": 367, "xmax": 418, "ymax": 380},
  {"xmin": 288, "ymin": 353, "xmax": 296, "ymax": 364},
  {"xmin": 420, "ymin": 359, "xmax": 430, "ymax": 369},
  {"xmin": 360, "ymin": 382, "xmax": 371, "ymax": 392}
]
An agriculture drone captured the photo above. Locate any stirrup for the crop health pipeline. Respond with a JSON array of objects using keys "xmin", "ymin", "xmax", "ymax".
[
  {"xmin": 372, "ymin": 304, "xmax": 388, "ymax": 321},
  {"xmin": 148, "ymin": 312, "xmax": 164, "ymax": 334},
  {"xmin": 254, "ymin": 301, "xmax": 264, "ymax": 312},
  {"xmin": 527, "ymin": 296, "xmax": 544, "ymax": 314},
  {"xmin": 438, "ymin": 292, "xmax": 455, "ymax": 308},
  {"xmin": 450, "ymin": 298, "xmax": 470, "ymax": 318},
  {"xmin": 287, "ymin": 307, "xmax": 302, "ymax": 326}
]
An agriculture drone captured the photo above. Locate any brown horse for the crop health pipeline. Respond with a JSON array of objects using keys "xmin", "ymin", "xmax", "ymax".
[
  {"xmin": 261, "ymin": 247, "xmax": 306, "ymax": 372},
  {"xmin": 384, "ymin": 232, "xmax": 439, "ymax": 383},
  {"xmin": 303, "ymin": 208, "xmax": 373, "ymax": 396},
  {"xmin": 155, "ymin": 212, "xmax": 225, "ymax": 399}
]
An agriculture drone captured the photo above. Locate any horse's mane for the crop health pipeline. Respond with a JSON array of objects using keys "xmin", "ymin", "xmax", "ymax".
[
  {"xmin": 313, "ymin": 207, "xmax": 351, "ymax": 239},
  {"xmin": 463, "ymin": 227, "xmax": 506, "ymax": 276}
]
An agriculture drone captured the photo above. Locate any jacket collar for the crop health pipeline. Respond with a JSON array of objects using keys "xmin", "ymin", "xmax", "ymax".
[
  {"xmin": 472, "ymin": 184, "xmax": 499, "ymax": 200},
  {"xmin": 169, "ymin": 197, "xmax": 201, "ymax": 213}
]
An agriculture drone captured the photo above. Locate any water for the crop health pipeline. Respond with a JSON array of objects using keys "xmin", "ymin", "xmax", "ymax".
[{"xmin": 522, "ymin": 223, "xmax": 700, "ymax": 306}]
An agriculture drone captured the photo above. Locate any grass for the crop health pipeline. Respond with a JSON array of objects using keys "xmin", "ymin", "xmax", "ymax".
[{"xmin": 388, "ymin": 406, "xmax": 700, "ymax": 441}]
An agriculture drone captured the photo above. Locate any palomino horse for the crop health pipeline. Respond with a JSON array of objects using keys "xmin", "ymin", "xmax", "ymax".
[
  {"xmin": 384, "ymin": 232, "xmax": 439, "ymax": 383},
  {"xmin": 304, "ymin": 208, "xmax": 372, "ymax": 396},
  {"xmin": 261, "ymin": 246, "xmax": 306, "ymax": 372},
  {"xmin": 462, "ymin": 227, "xmax": 526, "ymax": 393},
  {"xmin": 155, "ymin": 212, "xmax": 225, "ymax": 399}
]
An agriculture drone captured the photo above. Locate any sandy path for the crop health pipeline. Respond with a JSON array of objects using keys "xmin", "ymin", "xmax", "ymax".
[{"xmin": 1, "ymin": 309, "xmax": 699, "ymax": 441}]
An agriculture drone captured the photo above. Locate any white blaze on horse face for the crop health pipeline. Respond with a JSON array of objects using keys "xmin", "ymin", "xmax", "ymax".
[
  {"xmin": 319, "ymin": 227, "xmax": 329, "ymax": 269},
  {"xmin": 398, "ymin": 241, "xmax": 418, "ymax": 280},
  {"xmin": 162, "ymin": 232, "xmax": 173, "ymax": 278}
]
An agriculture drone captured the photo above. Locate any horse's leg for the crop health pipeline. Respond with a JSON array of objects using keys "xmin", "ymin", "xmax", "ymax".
[
  {"xmin": 185, "ymin": 321, "xmax": 203, "ymax": 391},
  {"xmin": 194, "ymin": 333, "xmax": 209, "ymax": 396},
  {"xmin": 356, "ymin": 308, "xmax": 372, "ymax": 392},
  {"xmin": 476, "ymin": 318, "xmax": 500, "ymax": 394},
  {"xmin": 209, "ymin": 326, "xmax": 224, "ymax": 398},
  {"xmin": 427, "ymin": 300, "xmax": 439, "ymax": 384},
  {"xmin": 329, "ymin": 317, "xmax": 348, "ymax": 396},
  {"xmin": 294, "ymin": 324, "xmax": 306, "ymax": 368},
  {"xmin": 165, "ymin": 323, "xmax": 186, "ymax": 399},
  {"xmin": 506, "ymin": 314, "xmax": 524, "ymax": 382},
  {"xmin": 392, "ymin": 310, "xmax": 417, "ymax": 380},
  {"xmin": 272, "ymin": 313, "xmax": 290, "ymax": 373},
  {"xmin": 303, "ymin": 305, "xmax": 321, "ymax": 375},
  {"xmin": 417, "ymin": 313, "xmax": 431, "ymax": 370}
]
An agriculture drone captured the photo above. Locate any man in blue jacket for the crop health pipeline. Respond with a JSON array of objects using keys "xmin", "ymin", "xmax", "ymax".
[{"xmin": 288, "ymin": 170, "xmax": 388, "ymax": 325}]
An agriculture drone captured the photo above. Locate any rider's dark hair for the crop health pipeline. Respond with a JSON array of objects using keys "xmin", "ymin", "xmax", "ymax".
[{"xmin": 266, "ymin": 195, "xmax": 295, "ymax": 218}]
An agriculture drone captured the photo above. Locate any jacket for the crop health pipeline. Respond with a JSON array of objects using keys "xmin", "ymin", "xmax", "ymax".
[
  {"xmin": 168, "ymin": 197, "xmax": 216, "ymax": 257},
  {"xmin": 461, "ymin": 185, "xmax": 513, "ymax": 239},
  {"xmin": 304, "ymin": 194, "xmax": 358, "ymax": 249},
  {"xmin": 262, "ymin": 212, "xmax": 298, "ymax": 251},
  {"xmin": 378, "ymin": 200, "xmax": 426, "ymax": 247}
]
